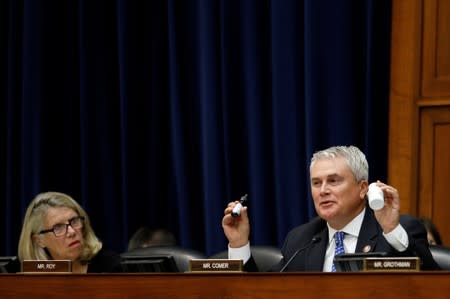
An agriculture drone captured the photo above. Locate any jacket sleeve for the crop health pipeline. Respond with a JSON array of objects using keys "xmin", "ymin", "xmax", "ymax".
[{"xmin": 400, "ymin": 215, "xmax": 441, "ymax": 270}]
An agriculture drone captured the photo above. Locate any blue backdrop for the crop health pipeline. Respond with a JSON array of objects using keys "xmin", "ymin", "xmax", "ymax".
[{"xmin": 1, "ymin": 0, "xmax": 391, "ymax": 256}]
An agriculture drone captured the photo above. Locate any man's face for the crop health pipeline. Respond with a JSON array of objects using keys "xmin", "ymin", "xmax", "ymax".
[{"xmin": 310, "ymin": 156, "xmax": 368, "ymax": 230}]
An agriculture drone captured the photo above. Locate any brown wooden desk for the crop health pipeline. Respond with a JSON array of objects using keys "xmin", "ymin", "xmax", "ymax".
[{"xmin": 1, "ymin": 272, "xmax": 449, "ymax": 299}]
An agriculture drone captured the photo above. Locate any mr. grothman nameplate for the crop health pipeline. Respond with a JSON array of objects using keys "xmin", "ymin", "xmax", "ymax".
[
  {"xmin": 21, "ymin": 260, "xmax": 72, "ymax": 273},
  {"xmin": 363, "ymin": 257, "xmax": 420, "ymax": 271},
  {"xmin": 189, "ymin": 259, "xmax": 243, "ymax": 272}
]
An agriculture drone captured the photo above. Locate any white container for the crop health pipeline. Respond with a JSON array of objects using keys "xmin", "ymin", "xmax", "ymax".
[{"xmin": 367, "ymin": 183, "xmax": 384, "ymax": 210}]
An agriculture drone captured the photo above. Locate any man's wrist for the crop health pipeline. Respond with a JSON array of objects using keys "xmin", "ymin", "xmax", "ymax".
[
  {"xmin": 229, "ymin": 240, "xmax": 249, "ymax": 248},
  {"xmin": 228, "ymin": 242, "xmax": 251, "ymax": 263}
]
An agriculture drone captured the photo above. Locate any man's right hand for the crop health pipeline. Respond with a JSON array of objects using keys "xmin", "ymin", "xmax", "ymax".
[{"xmin": 222, "ymin": 201, "xmax": 250, "ymax": 248}]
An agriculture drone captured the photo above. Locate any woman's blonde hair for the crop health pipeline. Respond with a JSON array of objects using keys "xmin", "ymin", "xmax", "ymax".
[{"xmin": 18, "ymin": 191, "xmax": 102, "ymax": 264}]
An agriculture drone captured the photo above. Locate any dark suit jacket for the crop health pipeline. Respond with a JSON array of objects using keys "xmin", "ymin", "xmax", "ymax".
[
  {"xmin": 87, "ymin": 248, "xmax": 122, "ymax": 273},
  {"xmin": 245, "ymin": 207, "xmax": 440, "ymax": 272}
]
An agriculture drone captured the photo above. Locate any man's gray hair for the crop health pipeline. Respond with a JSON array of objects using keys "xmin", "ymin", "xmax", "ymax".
[{"xmin": 310, "ymin": 145, "xmax": 369, "ymax": 181}]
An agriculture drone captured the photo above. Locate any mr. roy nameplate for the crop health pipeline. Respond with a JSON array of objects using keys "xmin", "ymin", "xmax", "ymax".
[
  {"xmin": 189, "ymin": 259, "xmax": 243, "ymax": 272},
  {"xmin": 21, "ymin": 260, "xmax": 72, "ymax": 273}
]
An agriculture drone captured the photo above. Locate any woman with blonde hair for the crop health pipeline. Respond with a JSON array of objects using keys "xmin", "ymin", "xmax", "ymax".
[{"xmin": 13, "ymin": 191, "xmax": 121, "ymax": 273}]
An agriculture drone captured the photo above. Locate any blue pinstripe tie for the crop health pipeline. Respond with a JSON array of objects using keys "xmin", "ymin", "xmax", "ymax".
[{"xmin": 332, "ymin": 231, "xmax": 346, "ymax": 272}]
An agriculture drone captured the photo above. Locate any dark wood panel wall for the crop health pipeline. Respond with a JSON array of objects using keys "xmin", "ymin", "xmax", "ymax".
[{"xmin": 390, "ymin": 0, "xmax": 450, "ymax": 245}]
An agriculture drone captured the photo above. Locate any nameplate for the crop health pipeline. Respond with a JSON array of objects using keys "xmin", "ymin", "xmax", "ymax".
[
  {"xmin": 363, "ymin": 257, "xmax": 420, "ymax": 271},
  {"xmin": 189, "ymin": 259, "xmax": 243, "ymax": 272},
  {"xmin": 21, "ymin": 260, "xmax": 72, "ymax": 273}
]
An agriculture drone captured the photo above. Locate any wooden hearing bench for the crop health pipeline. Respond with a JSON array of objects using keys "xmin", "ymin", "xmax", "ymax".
[{"xmin": 1, "ymin": 271, "xmax": 449, "ymax": 298}]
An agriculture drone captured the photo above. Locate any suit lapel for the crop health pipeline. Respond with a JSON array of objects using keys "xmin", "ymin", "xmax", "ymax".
[
  {"xmin": 305, "ymin": 228, "xmax": 328, "ymax": 271},
  {"xmin": 303, "ymin": 208, "xmax": 384, "ymax": 271},
  {"xmin": 355, "ymin": 208, "xmax": 381, "ymax": 253}
]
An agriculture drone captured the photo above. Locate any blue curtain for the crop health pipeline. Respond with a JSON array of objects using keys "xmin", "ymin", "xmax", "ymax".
[{"xmin": 1, "ymin": 0, "xmax": 391, "ymax": 256}]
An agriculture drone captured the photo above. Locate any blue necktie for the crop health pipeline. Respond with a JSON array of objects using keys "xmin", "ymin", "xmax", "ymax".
[{"xmin": 332, "ymin": 231, "xmax": 346, "ymax": 272}]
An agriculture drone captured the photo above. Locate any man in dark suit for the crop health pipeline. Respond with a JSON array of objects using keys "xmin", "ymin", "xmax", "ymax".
[{"xmin": 222, "ymin": 145, "xmax": 439, "ymax": 271}]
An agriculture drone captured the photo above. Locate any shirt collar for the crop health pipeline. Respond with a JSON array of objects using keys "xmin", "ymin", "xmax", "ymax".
[{"xmin": 327, "ymin": 208, "xmax": 366, "ymax": 244}]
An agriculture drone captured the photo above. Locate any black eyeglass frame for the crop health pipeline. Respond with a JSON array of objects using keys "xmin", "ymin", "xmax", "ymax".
[{"xmin": 38, "ymin": 216, "xmax": 85, "ymax": 237}]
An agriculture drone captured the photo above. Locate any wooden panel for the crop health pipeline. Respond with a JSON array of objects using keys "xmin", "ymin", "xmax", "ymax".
[
  {"xmin": 389, "ymin": 0, "xmax": 423, "ymax": 214},
  {"xmin": 419, "ymin": 107, "xmax": 450, "ymax": 244},
  {"xmin": 0, "ymin": 273, "xmax": 450, "ymax": 299},
  {"xmin": 390, "ymin": 0, "xmax": 450, "ymax": 219},
  {"xmin": 422, "ymin": 0, "xmax": 450, "ymax": 97}
]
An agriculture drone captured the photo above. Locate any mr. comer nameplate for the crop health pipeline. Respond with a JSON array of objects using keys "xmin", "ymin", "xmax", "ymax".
[{"xmin": 189, "ymin": 259, "xmax": 243, "ymax": 272}]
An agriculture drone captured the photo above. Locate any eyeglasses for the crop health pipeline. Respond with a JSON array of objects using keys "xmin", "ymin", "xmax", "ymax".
[{"xmin": 39, "ymin": 216, "xmax": 85, "ymax": 237}]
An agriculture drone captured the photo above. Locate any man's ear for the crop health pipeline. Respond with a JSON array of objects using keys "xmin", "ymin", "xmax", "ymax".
[
  {"xmin": 32, "ymin": 234, "xmax": 46, "ymax": 248},
  {"xmin": 359, "ymin": 180, "xmax": 369, "ymax": 199}
]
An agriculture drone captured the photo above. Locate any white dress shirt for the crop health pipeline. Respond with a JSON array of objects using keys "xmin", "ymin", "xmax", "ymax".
[
  {"xmin": 324, "ymin": 208, "xmax": 409, "ymax": 271},
  {"xmin": 229, "ymin": 208, "xmax": 409, "ymax": 271}
]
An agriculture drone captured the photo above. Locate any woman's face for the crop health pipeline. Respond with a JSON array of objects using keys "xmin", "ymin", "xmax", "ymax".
[{"xmin": 34, "ymin": 206, "xmax": 85, "ymax": 261}]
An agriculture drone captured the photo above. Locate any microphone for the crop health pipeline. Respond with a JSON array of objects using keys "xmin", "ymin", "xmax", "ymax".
[{"xmin": 279, "ymin": 236, "xmax": 321, "ymax": 272}]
